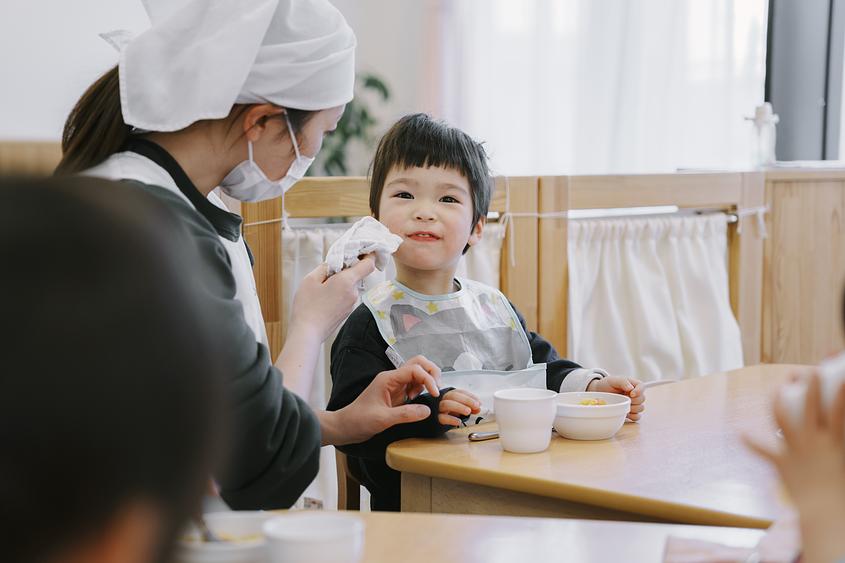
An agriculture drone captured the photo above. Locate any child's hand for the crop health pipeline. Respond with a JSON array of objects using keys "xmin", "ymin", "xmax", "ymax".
[
  {"xmin": 744, "ymin": 374, "xmax": 845, "ymax": 563},
  {"xmin": 439, "ymin": 389, "xmax": 481, "ymax": 427},
  {"xmin": 587, "ymin": 376, "xmax": 646, "ymax": 421}
]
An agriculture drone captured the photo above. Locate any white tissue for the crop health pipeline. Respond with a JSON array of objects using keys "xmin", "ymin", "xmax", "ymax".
[{"xmin": 325, "ymin": 217, "xmax": 403, "ymax": 277}]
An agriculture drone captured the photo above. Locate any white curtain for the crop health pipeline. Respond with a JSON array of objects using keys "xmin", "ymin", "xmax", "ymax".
[
  {"xmin": 281, "ymin": 221, "xmax": 506, "ymax": 509},
  {"xmin": 567, "ymin": 214, "xmax": 743, "ymax": 381},
  {"xmin": 440, "ymin": 0, "xmax": 768, "ymax": 175}
]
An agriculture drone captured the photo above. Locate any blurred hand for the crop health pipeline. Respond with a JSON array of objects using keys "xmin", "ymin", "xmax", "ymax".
[
  {"xmin": 744, "ymin": 374, "xmax": 845, "ymax": 563},
  {"xmin": 745, "ymin": 374, "xmax": 845, "ymax": 514}
]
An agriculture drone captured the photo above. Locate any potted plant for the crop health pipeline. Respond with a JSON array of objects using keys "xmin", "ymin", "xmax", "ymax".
[{"xmin": 309, "ymin": 72, "xmax": 391, "ymax": 177}]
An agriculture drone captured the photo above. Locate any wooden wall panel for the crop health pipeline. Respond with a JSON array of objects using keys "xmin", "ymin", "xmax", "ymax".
[
  {"xmin": 0, "ymin": 141, "xmax": 61, "ymax": 175},
  {"xmin": 497, "ymin": 176, "xmax": 539, "ymax": 332},
  {"xmin": 242, "ymin": 198, "xmax": 284, "ymax": 360},
  {"xmin": 282, "ymin": 177, "xmax": 511, "ymax": 216},
  {"xmin": 762, "ymin": 174, "xmax": 845, "ymax": 364},
  {"xmin": 538, "ymin": 176, "xmax": 570, "ymax": 355},
  {"xmin": 568, "ymin": 173, "xmax": 743, "ymax": 210},
  {"xmin": 730, "ymin": 173, "xmax": 765, "ymax": 365}
]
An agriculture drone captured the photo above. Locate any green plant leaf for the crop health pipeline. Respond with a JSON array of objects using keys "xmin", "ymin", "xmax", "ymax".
[{"xmin": 310, "ymin": 71, "xmax": 392, "ymax": 176}]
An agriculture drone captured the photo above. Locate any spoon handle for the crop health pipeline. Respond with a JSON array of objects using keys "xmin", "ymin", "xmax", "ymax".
[
  {"xmin": 468, "ymin": 431, "xmax": 499, "ymax": 442},
  {"xmin": 195, "ymin": 516, "xmax": 222, "ymax": 543}
]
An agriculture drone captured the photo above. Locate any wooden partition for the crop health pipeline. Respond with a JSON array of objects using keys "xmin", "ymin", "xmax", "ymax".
[
  {"xmin": 244, "ymin": 172, "xmax": 765, "ymax": 364},
  {"xmin": 537, "ymin": 172, "xmax": 765, "ymax": 364},
  {"xmin": 762, "ymin": 169, "xmax": 845, "ymax": 364},
  {"xmin": 3, "ymin": 139, "xmax": 843, "ymax": 368},
  {"xmin": 242, "ymin": 176, "xmax": 540, "ymax": 360},
  {"xmin": 0, "ymin": 141, "xmax": 61, "ymax": 175}
]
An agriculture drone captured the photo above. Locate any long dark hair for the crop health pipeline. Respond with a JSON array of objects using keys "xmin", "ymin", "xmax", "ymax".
[
  {"xmin": 55, "ymin": 66, "xmax": 130, "ymax": 175},
  {"xmin": 56, "ymin": 65, "xmax": 318, "ymax": 176}
]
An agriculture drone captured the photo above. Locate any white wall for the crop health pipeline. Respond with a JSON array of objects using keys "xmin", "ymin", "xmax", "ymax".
[
  {"xmin": 333, "ymin": 0, "xmax": 432, "ymax": 118},
  {"xmin": 0, "ymin": 1, "xmax": 429, "ymax": 145},
  {"xmin": 327, "ymin": 1, "xmax": 434, "ymax": 173},
  {"xmin": 0, "ymin": 1, "xmax": 149, "ymax": 140}
]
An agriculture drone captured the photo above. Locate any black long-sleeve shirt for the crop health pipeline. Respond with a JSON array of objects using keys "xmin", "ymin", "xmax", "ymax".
[
  {"xmin": 129, "ymin": 181, "xmax": 321, "ymax": 510},
  {"xmin": 327, "ymin": 300, "xmax": 591, "ymax": 510}
]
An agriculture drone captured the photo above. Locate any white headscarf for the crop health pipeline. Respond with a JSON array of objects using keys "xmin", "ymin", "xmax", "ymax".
[{"xmin": 115, "ymin": 0, "xmax": 356, "ymax": 132}]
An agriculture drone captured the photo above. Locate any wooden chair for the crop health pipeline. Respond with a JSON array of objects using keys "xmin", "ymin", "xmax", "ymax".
[
  {"xmin": 335, "ymin": 450, "xmax": 364, "ymax": 510},
  {"xmin": 242, "ymin": 177, "xmax": 541, "ymax": 511}
]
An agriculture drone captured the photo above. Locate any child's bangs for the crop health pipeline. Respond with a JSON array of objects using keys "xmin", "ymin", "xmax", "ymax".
[{"xmin": 390, "ymin": 133, "xmax": 476, "ymax": 180}]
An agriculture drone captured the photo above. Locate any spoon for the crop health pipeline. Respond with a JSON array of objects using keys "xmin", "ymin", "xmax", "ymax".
[
  {"xmin": 195, "ymin": 515, "xmax": 222, "ymax": 543},
  {"xmin": 468, "ymin": 428, "xmax": 557, "ymax": 442}
]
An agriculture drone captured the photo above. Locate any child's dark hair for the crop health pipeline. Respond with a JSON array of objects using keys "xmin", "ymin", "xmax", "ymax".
[
  {"xmin": 0, "ymin": 176, "xmax": 227, "ymax": 563},
  {"xmin": 369, "ymin": 114, "xmax": 492, "ymax": 229}
]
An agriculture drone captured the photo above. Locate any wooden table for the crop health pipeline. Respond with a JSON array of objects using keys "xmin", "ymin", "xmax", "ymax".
[
  {"xmin": 358, "ymin": 512, "xmax": 766, "ymax": 563},
  {"xmin": 386, "ymin": 364, "xmax": 800, "ymax": 528}
]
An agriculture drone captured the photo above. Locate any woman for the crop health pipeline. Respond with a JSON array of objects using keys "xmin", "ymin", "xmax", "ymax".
[{"xmin": 55, "ymin": 0, "xmax": 442, "ymax": 510}]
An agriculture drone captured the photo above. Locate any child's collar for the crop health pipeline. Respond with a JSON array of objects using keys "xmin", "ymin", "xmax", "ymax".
[{"xmin": 391, "ymin": 277, "xmax": 465, "ymax": 302}]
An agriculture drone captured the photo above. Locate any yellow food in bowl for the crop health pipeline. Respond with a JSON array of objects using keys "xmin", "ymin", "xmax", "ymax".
[
  {"xmin": 219, "ymin": 532, "xmax": 262, "ymax": 543},
  {"xmin": 181, "ymin": 532, "xmax": 263, "ymax": 544},
  {"xmin": 578, "ymin": 398, "xmax": 607, "ymax": 406}
]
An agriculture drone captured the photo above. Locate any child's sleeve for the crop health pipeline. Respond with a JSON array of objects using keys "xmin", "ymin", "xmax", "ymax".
[
  {"xmin": 508, "ymin": 300, "xmax": 608, "ymax": 393},
  {"xmin": 327, "ymin": 304, "xmax": 457, "ymax": 461}
]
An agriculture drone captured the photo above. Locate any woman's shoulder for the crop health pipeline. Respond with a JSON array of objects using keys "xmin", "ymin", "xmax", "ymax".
[
  {"xmin": 123, "ymin": 180, "xmax": 219, "ymax": 239},
  {"xmin": 116, "ymin": 180, "xmax": 237, "ymax": 292}
]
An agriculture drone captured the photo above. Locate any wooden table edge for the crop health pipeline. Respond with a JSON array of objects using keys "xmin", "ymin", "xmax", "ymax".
[{"xmin": 387, "ymin": 444, "xmax": 774, "ymax": 529}]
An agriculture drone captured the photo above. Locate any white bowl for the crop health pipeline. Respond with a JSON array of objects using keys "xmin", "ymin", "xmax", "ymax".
[
  {"xmin": 554, "ymin": 392, "xmax": 630, "ymax": 440},
  {"xmin": 263, "ymin": 512, "xmax": 365, "ymax": 563},
  {"xmin": 176, "ymin": 511, "xmax": 272, "ymax": 563}
]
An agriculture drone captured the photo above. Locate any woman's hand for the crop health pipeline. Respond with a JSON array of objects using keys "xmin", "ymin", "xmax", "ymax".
[
  {"xmin": 288, "ymin": 255, "xmax": 376, "ymax": 342},
  {"xmin": 587, "ymin": 376, "xmax": 645, "ymax": 421},
  {"xmin": 439, "ymin": 389, "xmax": 481, "ymax": 427},
  {"xmin": 277, "ymin": 256, "xmax": 375, "ymax": 397},
  {"xmin": 322, "ymin": 356, "xmax": 443, "ymax": 446}
]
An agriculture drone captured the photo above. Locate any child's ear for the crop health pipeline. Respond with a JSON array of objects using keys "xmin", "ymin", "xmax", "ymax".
[{"xmin": 466, "ymin": 216, "xmax": 485, "ymax": 248}]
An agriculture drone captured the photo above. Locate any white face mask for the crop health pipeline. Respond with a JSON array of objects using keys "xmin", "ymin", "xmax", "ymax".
[{"xmin": 219, "ymin": 113, "xmax": 315, "ymax": 202}]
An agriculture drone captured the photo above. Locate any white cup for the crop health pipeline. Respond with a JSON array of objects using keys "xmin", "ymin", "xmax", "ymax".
[
  {"xmin": 493, "ymin": 388, "xmax": 558, "ymax": 453},
  {"xmin": 262, "ymin": 513, "xmax": 364, "ymax": 563}
]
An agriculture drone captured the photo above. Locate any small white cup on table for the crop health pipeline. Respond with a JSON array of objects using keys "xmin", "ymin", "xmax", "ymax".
[
  {"xmin": 262, "ymin": 512, "xmax": 365, "ymax": 563},
  {"xmin": 493, "ymin": 388, "xmax": 558, "ymax": 453}
]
